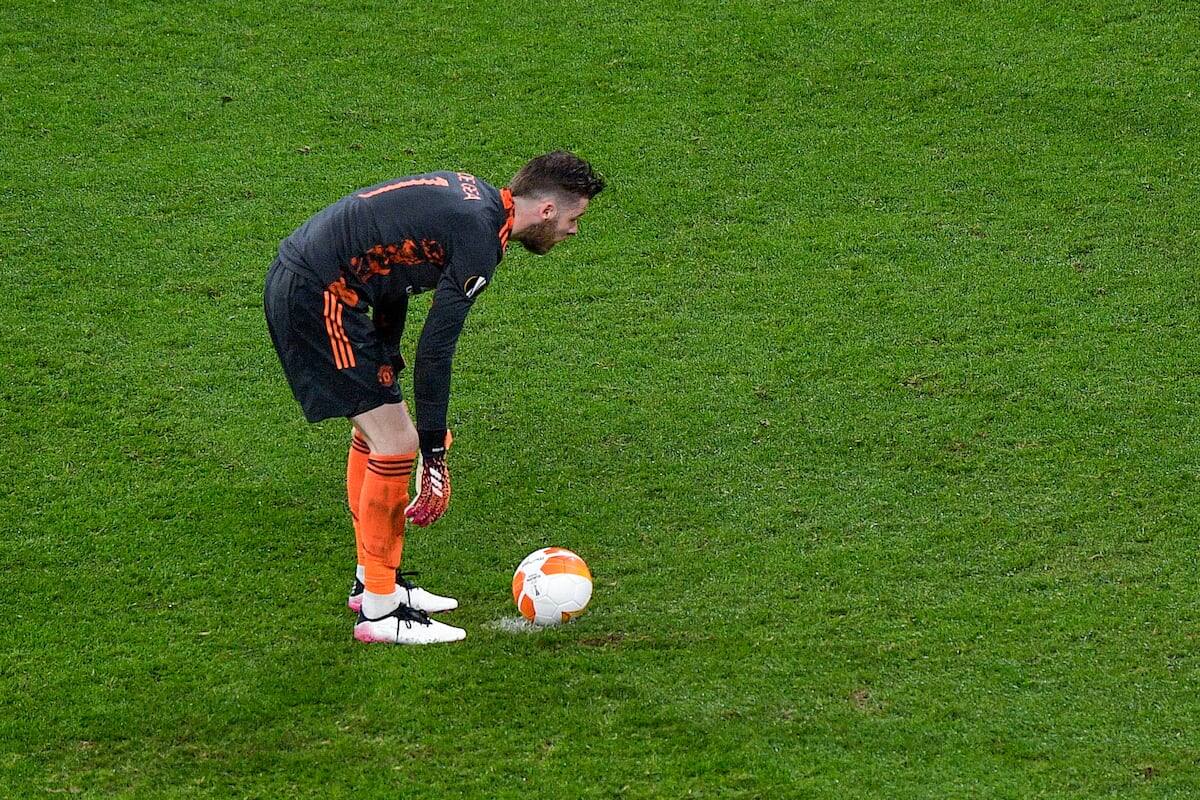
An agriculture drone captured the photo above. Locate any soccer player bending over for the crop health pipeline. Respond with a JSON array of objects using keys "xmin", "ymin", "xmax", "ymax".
[{"xmin": 264, "ymin": 152, "xmax": 605, "ymax": 644}]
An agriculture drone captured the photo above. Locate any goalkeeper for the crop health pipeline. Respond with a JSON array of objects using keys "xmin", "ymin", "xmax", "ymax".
[{"xmin": 264, "ymin": 152, "xmax": 604, "ymax": 645}]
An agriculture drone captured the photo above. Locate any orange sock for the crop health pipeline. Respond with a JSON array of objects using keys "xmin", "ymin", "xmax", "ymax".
[
  {"xmin": 347, "ymin": 430, "xmax": 371, "ymax": 566},
  {"xmin": 358, "ymin": 452, "xmax": 416, "ymax": 595}
]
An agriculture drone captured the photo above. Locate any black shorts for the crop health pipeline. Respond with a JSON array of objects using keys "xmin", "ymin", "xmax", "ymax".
[{"xmin": 264, "ymin": 260, "xmax": 402, "ymax": 422}]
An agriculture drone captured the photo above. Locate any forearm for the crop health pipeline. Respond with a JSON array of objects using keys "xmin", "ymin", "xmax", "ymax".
[
  {"xmin": 413, "ymin": 355, "xmax": 452, "ymax": 446},
  {"xmin": 413, "ymin": 293, "xmax": 469, "ymax": 445}
]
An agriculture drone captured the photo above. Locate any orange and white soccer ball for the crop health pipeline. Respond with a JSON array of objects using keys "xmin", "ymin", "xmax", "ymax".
[{"xmin": 512, "ymin": 547, "xmax": 593, "ymax": 625}]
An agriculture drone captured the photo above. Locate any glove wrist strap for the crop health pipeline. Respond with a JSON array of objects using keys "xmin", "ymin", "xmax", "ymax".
[{"xmin": 418, "ymin": 428, "xmax": 449, "ymax": 459}]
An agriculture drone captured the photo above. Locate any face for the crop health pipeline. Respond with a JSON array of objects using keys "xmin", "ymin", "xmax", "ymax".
[{"xmin": 515, "ymin": 195, "xmax": 590, "ymax": 255}]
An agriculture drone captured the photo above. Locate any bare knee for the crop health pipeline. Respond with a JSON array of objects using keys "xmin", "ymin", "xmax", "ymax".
[
  {"xmin": 351, "ymin": 402, "xmax": 419, "ymax": 454},
  {"xmin": 367, "ymin": 427, "xmax": 419, "ymax": 455}
]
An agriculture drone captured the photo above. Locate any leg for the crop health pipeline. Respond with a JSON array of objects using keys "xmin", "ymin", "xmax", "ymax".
[
  {"xmin": 347, "ymin": 398, "xmax": 419, "ymax": 553},
  {"xmin": 349, "ymin": 402, "xmax": 418, "ymax": 616},
  {"xmin": 347, "ymin": 427, "xmax": 371, "ymax": 564},
  {"xmin": 264, "ymin": 268, "xmax": 460, "ymax": 641},
  {"xmin": 346, "ymin": 405, "xmax": 460, "ymax": 616},
  {"xmin": 349, "ymin": 403, "xmax": 464, "ymax": 643}
]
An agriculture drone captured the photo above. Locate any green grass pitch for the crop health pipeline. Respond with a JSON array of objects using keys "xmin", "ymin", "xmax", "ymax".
[{"xmin": 2, "ymin": 0, "xmax": 1198, "ymax": 796}]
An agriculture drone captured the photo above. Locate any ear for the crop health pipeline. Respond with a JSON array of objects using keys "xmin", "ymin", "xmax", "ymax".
[{"xmin": 539, "ymin": 199, "xmax": 557, "ymax": 220}]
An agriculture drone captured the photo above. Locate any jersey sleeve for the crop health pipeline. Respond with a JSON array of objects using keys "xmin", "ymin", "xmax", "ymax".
[{"xmin": 412, "ymin": 212, "xmax": 500, "ymax": 434}]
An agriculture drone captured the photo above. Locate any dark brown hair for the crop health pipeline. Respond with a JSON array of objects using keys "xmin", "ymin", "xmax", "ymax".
[{"xmin": 510, "ymin": 151, "xmax": 605, "ymax": 200}]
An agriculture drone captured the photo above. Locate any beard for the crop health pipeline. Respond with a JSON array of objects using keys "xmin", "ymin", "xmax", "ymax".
[{"xmin": 513, "ymin": 219, "xmax": 558, "ymax": 255}]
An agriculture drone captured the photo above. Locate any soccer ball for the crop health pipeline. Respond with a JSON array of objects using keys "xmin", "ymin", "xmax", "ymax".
[{"xmin": 512, "ymin": 547, "xmax": 593, "ymax": 626}]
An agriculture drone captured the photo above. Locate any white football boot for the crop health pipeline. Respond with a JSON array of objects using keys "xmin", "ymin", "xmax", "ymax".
[
  {"xmin": 347, "ymin": 570, "xmax": 458, "ymax": 614},
  {"xmin": 353, "ymin": 601, "xmax": 466, "ymax": 645}
]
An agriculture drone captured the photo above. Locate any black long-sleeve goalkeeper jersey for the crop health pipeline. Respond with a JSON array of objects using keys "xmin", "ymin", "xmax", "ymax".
[{"xmin": 276, "ymin": 171, "xmax": 514, "ymax": 434}]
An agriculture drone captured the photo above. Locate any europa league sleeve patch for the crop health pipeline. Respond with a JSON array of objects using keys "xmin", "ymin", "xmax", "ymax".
[{"xmin": 463, "ymin": 275, "xmax": 489, "ymax": 299}]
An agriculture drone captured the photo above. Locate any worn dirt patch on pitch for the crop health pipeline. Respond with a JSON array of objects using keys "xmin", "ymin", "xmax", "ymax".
[
  {"xmin": 485, "ymin": 617, "xmax": 541, "ymax": 634},
  {"xmin": 851, "ymin": 688, "xmax": 886, "ymax": 714}
]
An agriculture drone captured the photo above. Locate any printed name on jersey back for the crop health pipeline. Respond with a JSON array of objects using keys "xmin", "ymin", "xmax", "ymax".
[{"xmin": 456, "ymin": 172, "xmax": 482, "ymax": 201}]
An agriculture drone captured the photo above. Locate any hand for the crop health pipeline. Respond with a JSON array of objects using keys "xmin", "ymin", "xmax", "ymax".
[{"xmin": 405, "ymin": 452, "xmax": 451, "ymax": 527}]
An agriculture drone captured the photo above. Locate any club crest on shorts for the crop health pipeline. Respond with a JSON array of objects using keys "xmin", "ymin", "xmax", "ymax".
[
  {"xmin": 377, "ymin": 365, "xmax": 395, "ymax": 387},
  {"xmin": 464, "ymin": 275, "xmax": 488, "ymax": 299}
]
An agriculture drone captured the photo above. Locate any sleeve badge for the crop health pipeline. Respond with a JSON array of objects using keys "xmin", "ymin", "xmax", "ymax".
[{"xmin": 464, "ymin": 275, "xmax": 489, "ymax": 299}]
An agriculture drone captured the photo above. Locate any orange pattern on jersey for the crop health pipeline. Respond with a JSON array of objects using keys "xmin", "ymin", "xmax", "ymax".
[
  {"xmin": 421, "ymin": 239, "xmax": 446, "ymax": 265},
  {"xmin": 349, "ymin": 239, "xmax": 446, "ymax": 283}
]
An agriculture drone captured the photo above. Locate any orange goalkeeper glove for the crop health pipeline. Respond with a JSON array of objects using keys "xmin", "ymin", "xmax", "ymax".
[{"xmin": 405, "ymin": 430, "xmax": 453, "ymax": 527}]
